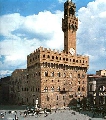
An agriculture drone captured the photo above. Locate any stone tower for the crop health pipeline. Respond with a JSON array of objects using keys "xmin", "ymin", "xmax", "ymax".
[{"xmin": 62, "ymin": 0, "xmax": 78, "ymax": 55}]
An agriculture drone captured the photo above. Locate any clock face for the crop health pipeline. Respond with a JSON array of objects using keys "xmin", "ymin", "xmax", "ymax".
[{"xmin": 69, "ymin": 48, "xmax": 75, "ymax": 55}]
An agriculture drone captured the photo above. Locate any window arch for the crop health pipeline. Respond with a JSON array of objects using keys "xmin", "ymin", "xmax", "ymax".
[
  {"xmin": 63, "ymin": 73, "xmax": 66, "ymax": 78},
  {"xmin": 47, "ymin": 95, "xmax": 49, "ymax": 101},
  {"xmin": 78, "ymin": 86, "xmax": 80, "ymax": 91},
  {"xmin": 57, "ymin": 72, "xmax": 61, "ymax": 77},
  {"xmin": 47, "ymin": 55, "xmax": 50, "ymax": 58},
  {"xmin": 57, "ymin": 86, "xmax": 60, "ymax": 91},
  {"xmin": 82, "ymin": 87, "xmax": 85, "ymax": 91},
  {"xmin": 44, "ymin": 71, "xmax": 48, "ymax": 76},
  {"xmin": 44, "ymin": 86, "xmax": 48, "ymax": 92},
  {"xmin": 70, "ymin": 73, "xmax": 72, "ymax": 78},
  {"xmin": 51, "ymin": 72, "xmax": 54, "ymax": 77},
  {"xmin": 51, "ymin": 86, "xmax": 54, "ymax": 92}
]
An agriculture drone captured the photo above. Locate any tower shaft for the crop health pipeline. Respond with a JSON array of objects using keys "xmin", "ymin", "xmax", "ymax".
[{"xmin": 62, "ymin": 0, "xmax": 78, "ymax": 55}]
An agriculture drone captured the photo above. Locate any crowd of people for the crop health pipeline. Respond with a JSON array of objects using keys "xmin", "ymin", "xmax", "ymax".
[{"xmin": 0, "ymin": 107, "xmax": 106, "ymax": 120}]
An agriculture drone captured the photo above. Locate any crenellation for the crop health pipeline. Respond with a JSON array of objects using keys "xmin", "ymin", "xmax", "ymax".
[{"xmin": 44, "ymin": 48, "xmax": 47, "ymax": 51}]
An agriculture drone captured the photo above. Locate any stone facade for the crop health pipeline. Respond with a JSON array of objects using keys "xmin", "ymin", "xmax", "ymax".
[
  {"xmin": 96, "ymin": 77, "xmax": 106, "ymax": 105},
  {"xmin": 87, "ymin": 74, "xmax": 106, "ymax": 106},
  {"xmin": 9, "ymin": 69, "xmax": 31, "ymax": 105},
  {"xmin": 87, "ymin": 74, "xmax": 100, "ymax": 105},
  {"xmin": 9, "ymin": 0, "xmax": 89, "ymax": 109},
  {"xmin": 96, "ymin": 69, "xmax": 106, "ymax": 76},
  {"xmin": 0, "ymin": 76, "xmax": 10, "ymax": 104}
]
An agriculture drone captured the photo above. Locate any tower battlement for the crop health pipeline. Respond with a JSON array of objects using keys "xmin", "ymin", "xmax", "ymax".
[{"xmin": 27, "ymin": 46, "xmax": 89, "ymax": 69}]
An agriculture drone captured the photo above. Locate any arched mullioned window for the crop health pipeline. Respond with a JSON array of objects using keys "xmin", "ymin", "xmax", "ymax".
[
  {"xmin": 44, "ymin": 71, "xmax": 48, "ymax": 76},
  {"xmin": 51, "ymin": 72, "xmax": 54, "ymax": 77},
  {"xmin": 78, "ymin": 86, "xmax": 80, "ymax": 91},
  {"xmin": 57, "ymin": 72, "xmax": 61, "ymax": 77},
  {"xmin": 78, "ymin": 74, "xmax": 80, "ymax": 78},
  {"xmin": 47, "ymin": 95, "xmax": 49, "ymax": 101},
  {"xmin": 43, "ymin": 54, "xmax": 45, "ymax": 58},
  {"xmin": 51, "ymin": 86, "xmax": 54, "ymax": 92},
  {"xmin": 56, "ymin": 56, "xmax": 58, "ymax": 60},
  {"xmin": 63, "ymin": 73, "xmax": 66, "ymax": 78},
  {"xmin": 57, "ymin": 86, "xmax": 60, "ymax": 91},
  {"xmin": 47, "ymin": 55, "xmax": 50, "ymax": 58},
  {"xmin": 82, "ymin": 87, "xmax": 85, "ymax": 91},
  {"xmin": 44, "ymin": 86, "xmax": 48, "ymax": 92}
]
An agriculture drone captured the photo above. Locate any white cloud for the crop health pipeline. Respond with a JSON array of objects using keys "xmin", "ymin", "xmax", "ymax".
[
  {"xmin": 0, "ymin": 13, "xmax": 24, "ymax": 37},
  {"xmin": 0, "ymin": 10, "xmax": 63, "ymax": 78},
  {"xmin": 77, "ymin": 0, "xmax": 106, "ymax": 73},
  {"xmin": 0, "ymin": 70, "xmax": 13, "ymax": 78}
]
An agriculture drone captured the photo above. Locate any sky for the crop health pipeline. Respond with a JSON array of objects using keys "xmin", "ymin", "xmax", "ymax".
[{"xmin": 0, "ymin": 0, "xmax": 106, "ymax": 78}]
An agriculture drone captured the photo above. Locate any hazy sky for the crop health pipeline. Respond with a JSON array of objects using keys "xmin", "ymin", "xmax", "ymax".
[{"xmin": 0, "ymin": 0, "xmax": 106, "ymax": 78}]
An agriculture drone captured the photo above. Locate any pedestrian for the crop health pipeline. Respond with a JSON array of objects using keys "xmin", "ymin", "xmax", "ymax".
[
  {"xmin": 44, "ymin": 113, "xmax": 48, "ymax": 117},
  {"xmin": 92, "ymin": 113, "xmax": 94, "ymax": 118},
  {"xmin": 15, "ymin": 114, "xmax": 16, "ymax": 119},
  {"xmin": 20, "ymin": 111, "xmax": 21, "ymax": 116},
  {"xmin": 16, "ymin": 116, "xmax": 18, "ymax": 120}
]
